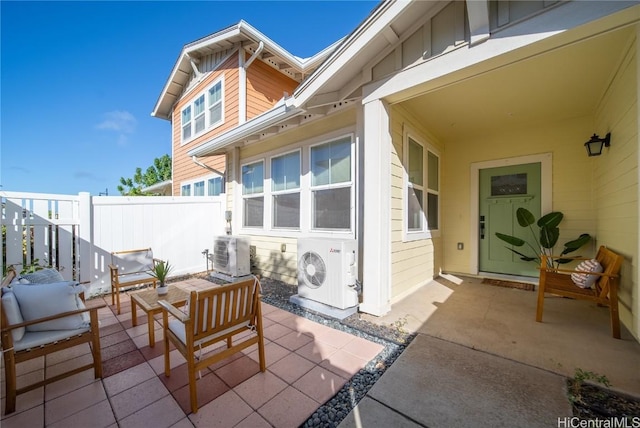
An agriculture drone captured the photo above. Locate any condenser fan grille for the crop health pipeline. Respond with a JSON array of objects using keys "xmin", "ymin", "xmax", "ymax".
[
  {"xmin": 214, "ymin": 240, "xmax": 230, "ymax": 268},
  {"xmin": 299, "ymin": 251, "xmax": 326, "ymax": 289}
]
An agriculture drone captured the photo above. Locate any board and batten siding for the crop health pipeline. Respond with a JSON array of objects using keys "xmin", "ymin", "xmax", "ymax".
[
  {"xmin": 246, "ymin": 54, "xmax": 299, "ymax": 121},
  {"xmin": 593, "ymin": 35, "xmax": 637, "ymax": 337},
  {"xmin": 389, "ymin": 104, "xmax": 443, "ymax": 301},
  {"xmin": 172, "ymin": 52, "xmax": 240, "ymax": 195}
]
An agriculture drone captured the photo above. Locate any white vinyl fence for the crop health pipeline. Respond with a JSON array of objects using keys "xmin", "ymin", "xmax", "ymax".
[{"xmin": 1, "ymin": 191, "xmax": 225, "ymax": 297}]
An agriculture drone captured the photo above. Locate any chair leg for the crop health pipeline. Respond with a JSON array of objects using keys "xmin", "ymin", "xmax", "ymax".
[
  {"xmin": 3, "ymin": 350, "xmax": 16, "ymax": 415},
  {"xmin": 90, "ymin": 310, "xmax": 103, "ymax": 378},
  {"xmin": 609, "ymin": 283, "xmax": 621, "ymax": 339},
  {"xmin": 535, "ymin": 281, "xmax": 546, "ymax": 323},
  {"xmin": 188, "ymin": 358, "xmax": 198, "ymax": 414}
]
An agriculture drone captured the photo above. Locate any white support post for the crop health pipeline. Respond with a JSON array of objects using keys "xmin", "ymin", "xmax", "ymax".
[
  {"xmin": 359, "ymin": 99, "xmax": 392, "ymax": 316},
  {"xmin": 77, "ymin": 192, "xmax": 92, "ymax": 285}
]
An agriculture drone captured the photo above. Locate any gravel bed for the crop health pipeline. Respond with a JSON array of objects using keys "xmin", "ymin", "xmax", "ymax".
[{"xmin": 254, "ymin": 277, "xmax": 416, "ymax": 428}]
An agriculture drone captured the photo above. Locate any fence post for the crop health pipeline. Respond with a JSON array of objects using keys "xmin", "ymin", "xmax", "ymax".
[{"xmin": 77, "ymin": 192, "xmax": 92, "ymax": 284}]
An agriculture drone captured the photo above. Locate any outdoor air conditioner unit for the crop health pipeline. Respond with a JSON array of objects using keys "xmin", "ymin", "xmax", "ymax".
[
  {"xmin": 297, "ymin": 238, "xmax": 358, "ymax": 309},
  {"xmin": 213, "ymin": 235, "xmax": 251, "ymax": 277}
]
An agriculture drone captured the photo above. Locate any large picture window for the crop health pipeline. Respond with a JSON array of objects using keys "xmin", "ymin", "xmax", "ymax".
[
  {"xmin": 404, "ymin": 132, "xmax": 440, "ymax": 239},
  {"xmin": 310, "ymin": 137, "xmax": 352, "ymax": 230},
  {"xmin": 180, "ymin": 77, "xmax": 224, "ymax": 143},
  {"xmin": 242, "ymin": 161, "xmax": 264, "ymax": 227},
  {"xmin": 272, "ymin": 151, "xmax": 300, "ymax": 229}
]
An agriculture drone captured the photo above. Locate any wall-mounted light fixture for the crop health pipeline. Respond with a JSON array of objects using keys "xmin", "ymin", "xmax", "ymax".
[{"xmin": 584, "ymin": 132, "xmax": 611, "ymax": 157}]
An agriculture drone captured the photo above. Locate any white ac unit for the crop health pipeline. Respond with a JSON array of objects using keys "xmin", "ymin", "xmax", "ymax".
[
  {"xmin": 213, "ymin": 236, "xmax": 251, "ymax": 277},
  {"xmin": 297, "ymin": 238, "xmax": 358, "ymax": 309}
]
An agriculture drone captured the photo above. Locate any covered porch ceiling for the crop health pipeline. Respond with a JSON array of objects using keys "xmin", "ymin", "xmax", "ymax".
[{"xmin": 398, "ymin": 25, "xmax": 635, "ymax": 142}]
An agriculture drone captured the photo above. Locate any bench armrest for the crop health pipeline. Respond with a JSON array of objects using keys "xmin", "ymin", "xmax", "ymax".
[
  {"xmin": 158, "ymin": 300, "xmax": 189, "ymax": 323},
  {"xmin": 0, "ymin": 304, "xmax": 105, "ymax": 332}
]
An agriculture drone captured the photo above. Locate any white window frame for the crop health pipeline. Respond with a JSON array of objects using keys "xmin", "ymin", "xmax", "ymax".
[
  {"xmin": 180, "ymin": 174, "xmax": 225, "ymax": 197},
  {"xmin": 180, "ymin": 76, "xmax": 225, "ymax": 144},
  {"xmin": 403, "ymin": 127, "xmax": 440, "ymax": 241},
  {"xmin": 309, "ymin": 136, "xmax": 354, "ymax": 232},
  {"xmin": 236, "ymin": 129, "xmax": 356, "ymax": 238},
  {"xmin": 271, "ymin": 149, "xmax": 301, "ymax": 230},
  {"xmin": 241, "ymin": 160, "xmax": 265, "ymax": 228}
]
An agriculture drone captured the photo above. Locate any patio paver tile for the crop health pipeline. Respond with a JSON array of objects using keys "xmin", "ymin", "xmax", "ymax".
[
  {"xmin": 118, "ymin": 394, "xmax": 184, "ymax": 428},
  {"xmin": 341, "ymin": 335, "xmax": 385, "ymax": 360},
  {"xmin": 45, "ymin": 369, "xmax": 96, "ymax": 402},
  {"xmin": 44, "ymin": 380, "xmax": 107, "ymax": 425},
  {"xmin": 295, "ymin": 340, "xmax": 339, "ymax": 364},
  {"xmin": 0, "ymin": 404, "xmax": 44, "ymax": 428},
  {"xmin": 215, "ymin": 355, "xmax": 261, "ymax": 388},
  {"xmin": 188, "ymin": 389, "xmax": 252, "ymax": 428},
  {"xmin": 48, "ymin": 399, "xmax": 115, "ymax": 428},
  {"xmin": 102, "ymin": 350, "xmax": 146, "ymax": 378},
  {"xmin": 319, "ymin": 348, "xmax": 370, "ymax": 379},
  {"xmin": 171, "ymin": 371, "xmax": 229, "ymax": 415},
  {"xmin": 109, "ymin": 376, "xmax": 169, "ymax": 420},
  {"xmin": 234, "ymin": 411, "xmax": 273, "ymax": 428},
  {"xmin": 233, "ymin": 371, "xmax": 287, "ymax": 409},
  {"xmin": 293, "ymin": 365, "xmax": 348, "ymax": 404},
  {"xmin": 103, "ymin": 362, "xmax": 156, "ymax": 397},
  {"xmin": 258, "ymin": 386, "xmax": 319, "ymax": 428},
  {"xmin": 268, "ymin": 352, "xmax": 315, "ymax": 384},
  {"xmin": 276, "ymin": 330, "xmax": 314, "ymax": 351}
]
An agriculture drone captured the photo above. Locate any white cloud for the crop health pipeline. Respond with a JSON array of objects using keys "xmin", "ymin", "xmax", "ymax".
[{"xmin": 96, "ymin": 110, "xmax": 137, "ymax": 134}]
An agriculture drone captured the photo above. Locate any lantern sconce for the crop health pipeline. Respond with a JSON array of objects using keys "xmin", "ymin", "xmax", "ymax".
[{"xmin": 584, "ymin": 132, "xmax": 611, "ymax": 157}]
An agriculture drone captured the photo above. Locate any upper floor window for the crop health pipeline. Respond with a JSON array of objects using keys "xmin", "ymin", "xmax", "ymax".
[
  {"xmin": 310, "ymin": 137, "xmax": 352, "ymax": 230},
  {"xmin": 242, "ymin": 161, "xmax": 264, "ymax": 228},
  {"xmin": 181, "ymin": 184, "xmax": 191, "ymax": 196},
  {"xmin": 404, "ymin": 131, "xmax": 440, "ymax": 240},
  {"xmin": 181, "ymin": 77, "xmax": 224, "ymax": 143}
]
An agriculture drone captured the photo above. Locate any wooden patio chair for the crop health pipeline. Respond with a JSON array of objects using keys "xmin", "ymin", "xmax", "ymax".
[
  {"xmin": 1, "ymin": 268, "xmax": 104, "ymax": 414},
  {"xmin": 159, "ymin": 277, "xmax": 266, "ymax": 413},
  {"xmin": 536, "ymin": 245, "xmax": 624, "ymax": 338},
  {"xmin": 109, "ymin": 248, "xmax": 162, "ymax": 314}
]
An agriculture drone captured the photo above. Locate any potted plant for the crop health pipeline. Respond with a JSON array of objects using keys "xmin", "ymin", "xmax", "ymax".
[
  {"xmin": 495, "ymin": 208, "xmax": 591, "ymax": 269},
  {"xmin": 150, "ymin": 260, "xmax": 173, "ymax": 295}
]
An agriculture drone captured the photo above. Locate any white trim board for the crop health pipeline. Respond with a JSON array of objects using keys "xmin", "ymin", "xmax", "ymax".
[{"xmin": 469, "ymin": 153, "xmax": 552, "ymax": 275}]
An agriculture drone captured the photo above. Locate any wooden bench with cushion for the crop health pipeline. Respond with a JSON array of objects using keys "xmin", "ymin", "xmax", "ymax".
[
  {"xmin": 159, "ymin": 277, "xmax": 266, "ymax": 413},
  {"xmin": 1, "ymin": 267, "xmax": 104, "ymax": 415},
  {"xmin": 109, "ymin": 248, "xmax": 162, "ymax": 314},
  {"xmin": 536, "ymin": 245, "xmax": 624, "ymax": 338}
]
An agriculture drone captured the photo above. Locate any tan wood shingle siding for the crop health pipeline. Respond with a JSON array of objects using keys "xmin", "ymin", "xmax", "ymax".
[
  {"xmin": 246, "ymin": 55, "xmax": 298, "ymax": 120},
  {"xmin": 172, "ymin": 53, "xmax": 240, "ymax": 195}
]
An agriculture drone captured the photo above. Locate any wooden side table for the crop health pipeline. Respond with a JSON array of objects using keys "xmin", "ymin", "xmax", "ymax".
[{"xmin": 130, "ymin": 285, "xmax": 188, "ymax": 347}]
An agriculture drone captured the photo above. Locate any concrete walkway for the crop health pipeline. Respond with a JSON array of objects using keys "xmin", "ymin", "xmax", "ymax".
[{"xmin": 340, "ymin": 275, "xmax": 640, "ymax": 427}]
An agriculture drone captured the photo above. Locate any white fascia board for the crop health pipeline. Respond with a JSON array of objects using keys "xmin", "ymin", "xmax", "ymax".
[
  {"xmin": 364, "ymin": 1, "xmax": 640, "ymax": 104},
  {"xmin": 187, "ymin": 101, "xmax": 303, "ymax": 157},
  {"xmin": 292, "ymin": 0, "xmax": 411, "ymax": 108}
]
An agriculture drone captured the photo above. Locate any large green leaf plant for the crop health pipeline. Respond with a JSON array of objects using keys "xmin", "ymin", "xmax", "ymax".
[{"xmin": 495, "ymin": 208, "xmax": 591, "ymax": 269}]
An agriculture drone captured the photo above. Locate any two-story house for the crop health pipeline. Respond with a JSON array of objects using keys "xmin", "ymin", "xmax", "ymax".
[{"xmin": 154, "ymin": 1, "xmax": 640, "ymax": 341}]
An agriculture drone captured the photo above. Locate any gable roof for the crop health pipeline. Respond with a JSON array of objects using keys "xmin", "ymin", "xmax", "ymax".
[{"xmin": 151, "ymin": 20, "xmax": 342, "ymax": 120}]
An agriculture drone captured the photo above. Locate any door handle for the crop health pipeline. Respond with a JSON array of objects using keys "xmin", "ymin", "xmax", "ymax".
[{"xmin": 479, "ymin": 215, "xmax": 485, "ymax": 239}]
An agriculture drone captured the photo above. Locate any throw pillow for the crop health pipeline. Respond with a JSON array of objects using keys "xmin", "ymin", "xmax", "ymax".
[
  {"xmin": 1, "ymin": 289, "xmax": 25, "ymax": 342},
  {"xmin": 12, "ymin": 281, "xmax": 89, "ymax": 331},
  {"xmin": 571, "ymin": 259, "xmax": 603, "ymax": 289},
  {"xmin": 22, "ymin": 268, "xmax": 65, "ymax": 284}
]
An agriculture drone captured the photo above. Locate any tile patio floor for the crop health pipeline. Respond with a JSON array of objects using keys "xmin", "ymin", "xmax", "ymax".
[{"xmin": 0, "ymin": 278, "xmax": 385, "ymax": 427}]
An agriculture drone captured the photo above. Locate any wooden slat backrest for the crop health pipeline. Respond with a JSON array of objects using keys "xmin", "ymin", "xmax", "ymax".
[
  {"xmin": 189, "ymin": 278, "xmax": 259, "ymax": 342},
  {"xmin": 111, "ymin": 248, "xmax": 155, "ymax": 275},
  {"xmin": 594, "ymin": 246, "xmax": 624, "ymax": 299}
]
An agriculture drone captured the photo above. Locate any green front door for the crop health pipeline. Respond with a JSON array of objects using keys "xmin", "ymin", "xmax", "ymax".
[{"xmin": 479, "ymin": 163, "xmax": 541, "ymax": 277}]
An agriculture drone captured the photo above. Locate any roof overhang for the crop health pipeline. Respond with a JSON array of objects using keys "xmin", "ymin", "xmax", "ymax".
[
  {"xmin": 151, "ymin": 20, "xmax": 342, "ymax": 120},
  {"xmin": 187, "ymin": 98, "xmax": 305, "ymax": 157}
]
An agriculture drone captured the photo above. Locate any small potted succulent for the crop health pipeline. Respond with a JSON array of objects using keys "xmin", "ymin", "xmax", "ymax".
[{"xmin": 150, "ymin": 260, "xmax": 173, "ymax": 295}]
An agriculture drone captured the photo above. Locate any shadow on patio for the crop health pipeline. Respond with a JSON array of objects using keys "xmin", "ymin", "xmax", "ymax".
[{"xmin": 0, "ymin": 277, "xmax": 385, "ymax": 427}]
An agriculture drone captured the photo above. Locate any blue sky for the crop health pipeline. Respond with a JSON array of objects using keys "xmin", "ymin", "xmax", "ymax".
[{"xmin": 1, "ymin": 0, "xmax": 377, "ymax": 195}]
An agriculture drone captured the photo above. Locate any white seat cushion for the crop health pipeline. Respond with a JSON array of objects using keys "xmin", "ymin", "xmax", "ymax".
[
  {"xmin": 1, "ymin": 289, "xmax": 25, "ymax": 342},
  {"xmin": 168, "ymin": 318, "xmax": 251, "ymax": 348},
  {"xmin": 14, "ymin": 328, "xmax": 91, "ymax": 352},
  {"xmin": 12, "ymin": 281, "xmax": 89, "ymax": 331}
]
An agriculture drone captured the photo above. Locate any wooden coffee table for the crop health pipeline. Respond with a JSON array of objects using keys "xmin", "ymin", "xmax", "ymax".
[{"xmin": 130, "ymin": 285, "xmax": 189, "ymax": 347}]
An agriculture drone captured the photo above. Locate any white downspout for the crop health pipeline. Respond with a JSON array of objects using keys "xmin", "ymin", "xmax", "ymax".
[
  {"xmin": 191, "ymin": 156, "xmax": 225, "ymax": 178},
  {"xmin": 244, "ymin": 41, "xmax": 264, "ymax": 70}
]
